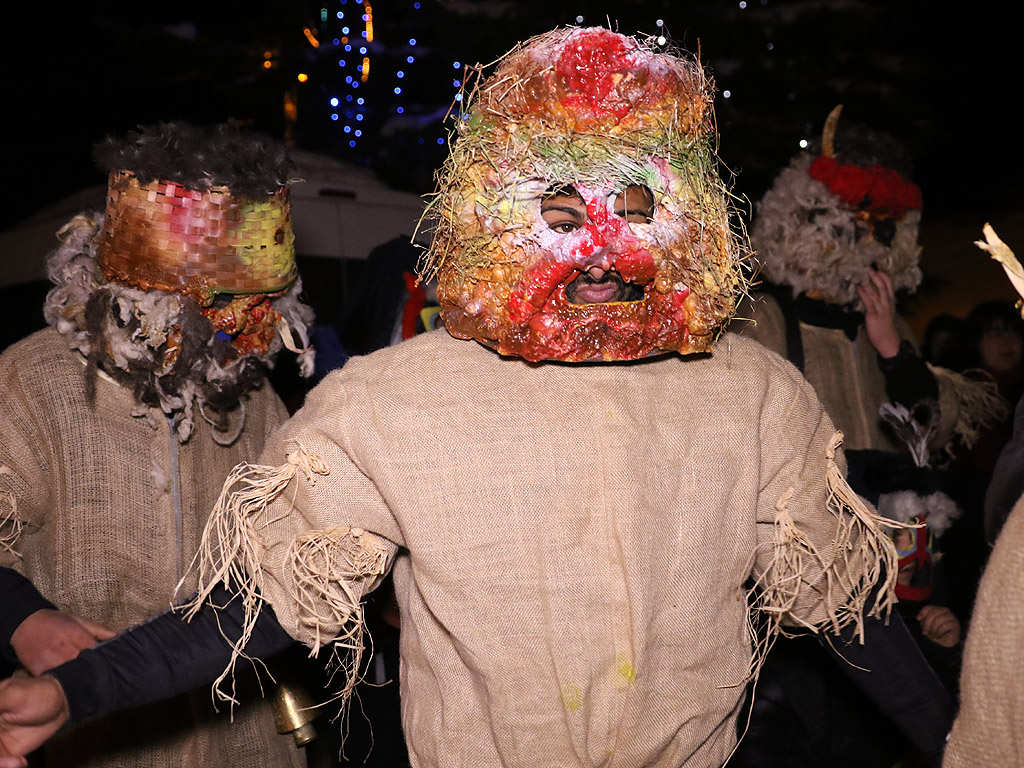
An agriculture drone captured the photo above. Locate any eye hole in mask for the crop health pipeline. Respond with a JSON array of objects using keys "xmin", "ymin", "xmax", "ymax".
[{"xmin": 613, "ymin": 184, "xmax": 655, "ymax": 224}]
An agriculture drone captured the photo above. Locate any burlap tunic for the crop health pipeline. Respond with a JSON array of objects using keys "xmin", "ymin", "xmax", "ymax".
[
  {"xmin": 736, "ymin": 291, "xmax": 961, "ymax": 453},
  {"xmin": 219, "ymin": 329, "xmax": 882, "ymax": 768},
  {"xmin": 0, "ymin": 327, "xmax": 302, "ymax": 768},
  {"xmin": 942, "ymin": 491, "xmax": 1024, "ymax": 767}
]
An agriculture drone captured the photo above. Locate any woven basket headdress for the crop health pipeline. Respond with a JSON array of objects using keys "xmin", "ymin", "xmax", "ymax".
[{"xmin": 93, "ymin": 123, "xmax": 297, "ymax": 305}]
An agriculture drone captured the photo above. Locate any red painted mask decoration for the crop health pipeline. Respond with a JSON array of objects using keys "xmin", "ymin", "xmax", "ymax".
[
  {"xmin": 892, "ymin": 518, "xmax": 934, "ymax": 602},
  {"xmin": 423, "ymin": 28, "xmax": 745, "ymax": 362},
  {"xmin": 200, "ymin": 293, "xmax": 284, "ymax": 357}
]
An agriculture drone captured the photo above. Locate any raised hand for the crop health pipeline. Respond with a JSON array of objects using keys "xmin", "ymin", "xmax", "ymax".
[
  {"xmin": 857, "ymin": 268, "xmax": 901, "ymax": 359},
  {"xmin": 10, "ymin": 609, "xmax": 115, "ymax": 676},
  {"xmin": 0, "ymin": 675, "xmax": 69, "ymax": 768}
]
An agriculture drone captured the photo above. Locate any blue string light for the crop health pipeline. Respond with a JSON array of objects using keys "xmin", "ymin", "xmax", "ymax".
[{"xmin": 320, "ymin": 2, "xmax": 453, "ymax": 155}]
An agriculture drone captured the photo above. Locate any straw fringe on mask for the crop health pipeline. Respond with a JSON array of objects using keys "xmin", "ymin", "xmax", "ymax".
[
  {"xmin": 745, "ymin": 432, "xmax": 909, "ymax": 681},
  {"xmin": 180, "ymin": 443, "xmax": 393, "ymax": 711}
]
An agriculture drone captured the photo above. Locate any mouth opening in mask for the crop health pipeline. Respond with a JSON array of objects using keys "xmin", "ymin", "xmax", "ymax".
[{"xmin": 564, "ymin": 268, "xmax": 646, "ymax": 305}]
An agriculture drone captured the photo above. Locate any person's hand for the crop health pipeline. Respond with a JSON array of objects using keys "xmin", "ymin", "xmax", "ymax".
[
  {"xmin": 0, "ymin": 675, "xmax": 69, "ymax": 768},
  {"xmin": 857, "ymin": 268, "xmax": 902, "ymax": 359},
  {"xmin": 10, "ymin": 609, "xmax": 115, "ymax": 676},
  {"xmin": 916, "ymin": 604, "xmax": 961, "ymax": 648}
]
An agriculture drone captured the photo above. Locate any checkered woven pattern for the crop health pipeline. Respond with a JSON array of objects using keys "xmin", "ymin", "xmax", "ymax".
[{"xmin": 97, "ymin": 170, "xmax": 297, "ymax": 300}]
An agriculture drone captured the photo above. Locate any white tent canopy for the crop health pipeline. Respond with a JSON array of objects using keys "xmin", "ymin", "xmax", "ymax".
[{"xmin": 288, "ymin": 148, "xmax": 428, "ymax": 260}]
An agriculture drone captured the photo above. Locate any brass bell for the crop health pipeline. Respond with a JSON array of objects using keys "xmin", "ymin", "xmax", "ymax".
[{"xmin": 271, "ymin": 680, "xmax": 322, "ymax": 747}]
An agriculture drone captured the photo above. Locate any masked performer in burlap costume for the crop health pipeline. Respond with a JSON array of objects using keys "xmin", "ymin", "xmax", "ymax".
[
  {"xmin": 0, "ymin": 123, "xmax": 313, "ymax": 768},
  {"xmin": 738, "ymin": 106, "xmax": 1003, "ymax": 491},
  {"xmin": 0, "ymin": 29, "xmax": 951, "ymax": 768},
  {"xmin": 742, "ymin": 107, "xmax": 1013, "ymax": 618},
  {"xmin": 731, "ymin": 109, "xmax": 1007, "ymax": 766}
]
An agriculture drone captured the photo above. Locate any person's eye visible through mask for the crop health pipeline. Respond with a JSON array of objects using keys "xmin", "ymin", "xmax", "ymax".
[
  {"xmin": 541, "ymin": 184, "xmax": 587, "ymax": 234},
  {"xmin": 613, "ymin": 185, "xmax": 655, "ymax": 225}
]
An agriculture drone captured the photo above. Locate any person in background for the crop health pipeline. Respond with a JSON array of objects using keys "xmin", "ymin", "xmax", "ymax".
[
  {"xmin": 922, "ymin": 314, "xmax": 969, "ymax": 371},
  {"xmin": 0, "ymin": 123, "xmax": 314, "ymax": 768},
  {"xmin": 731, "ymin": 106, "xmax": 1002, "ymax": 766},
  {"xmin": 955, "ymin": 300, "xmax": 1024, "ymax": 481}
]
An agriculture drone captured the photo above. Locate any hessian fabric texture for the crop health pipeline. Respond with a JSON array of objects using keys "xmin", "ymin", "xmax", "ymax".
[
  {"xmin": 943, "ymin": 491, "xmax": 1024, "ymax": 767},
  {"xmin": 737, "ymin": 291, "xmax": 965, "ymax": 454},
  {"xmin": 189, "ymin": 330, "xmax": 895, "ymax": 768},
  {"xmin": 0, "ymin": 327, "xmax": 302, "ymax": 768}
]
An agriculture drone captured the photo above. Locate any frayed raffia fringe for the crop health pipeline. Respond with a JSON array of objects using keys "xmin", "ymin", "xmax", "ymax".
[
  {"xmin": 0, "ymin": 465, "xmax": 24, "ymax": 558},
  {"xmin": 931, "ymin": 364, "xmax": 1009, "ymax": 456},
  {"xmin": 745, "ymin": 432, "xmax": 911, "ymax": 682},
  {"xmin": 180, "ymin": 442, "xmax": 331, "ymax": 709},
  {"xmin": 287, "ymin": 525, "xmax": 392, "ymax": 705},
  {"xmin": 180, "ymin": 443, "xmax": 392, "ymax": 713}
]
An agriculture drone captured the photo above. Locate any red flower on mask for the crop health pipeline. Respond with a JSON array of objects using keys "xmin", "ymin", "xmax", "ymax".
[{"xmin": 808, "ymin": 155, "xmax": 922, "ymax": 218}]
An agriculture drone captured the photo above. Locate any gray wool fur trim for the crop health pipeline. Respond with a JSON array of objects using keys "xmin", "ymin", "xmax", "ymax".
[
  {"xmin": 43, "ymin": 212, "xmax": 314, "ymax": 443},
  {"xmin": 877, "ymin": 490, "xmax": 962, "ymax": 537},
  {"xmin": 750, "ymin": 153, "xmax": 922, "ymax": 309}
]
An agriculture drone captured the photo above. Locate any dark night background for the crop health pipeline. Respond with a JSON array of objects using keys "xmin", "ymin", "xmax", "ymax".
[
  {"xmin": 0, "ymin": 5, "xmax": 1019, "ymax": 764},
  {"xmin": 1, "ymin": 0, "xmax": 1020, "ymax": 344}
]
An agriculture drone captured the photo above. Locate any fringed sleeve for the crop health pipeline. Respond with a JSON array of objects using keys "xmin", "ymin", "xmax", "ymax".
[
  {"xmin": 931, "ymin": 363, "xmax": 1009, "ymax": 456},
  {"xmin": 179, "ymin": 371, "xmax": 402, "ymax": 708},
  {"xmin": 748, "ymin": 360, "xmax": 910, "ymax": 676}
]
